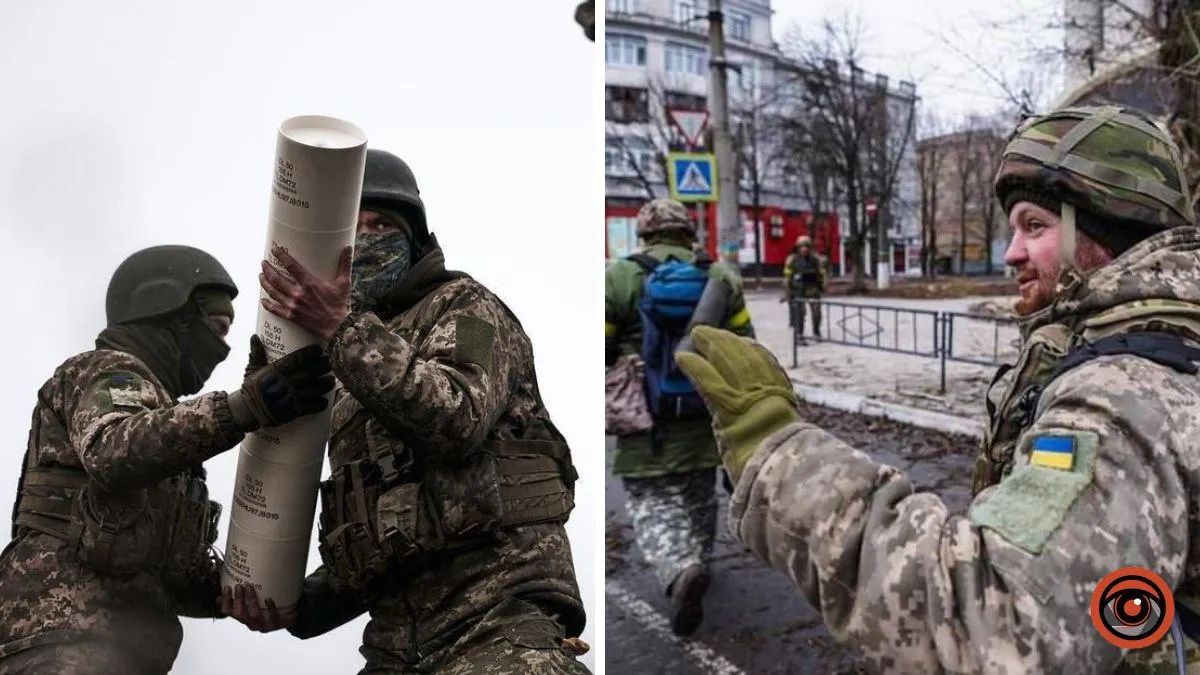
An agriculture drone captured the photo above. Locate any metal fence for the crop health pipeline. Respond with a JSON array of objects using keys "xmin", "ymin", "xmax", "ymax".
[{"xmin": 790, "ymin": 299, "xmax": 1019, "ymax": 393}]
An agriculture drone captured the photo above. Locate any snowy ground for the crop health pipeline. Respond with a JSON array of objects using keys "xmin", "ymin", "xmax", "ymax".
[{"xmin": 745, "ymin": 289, "xmax": 1022, "ymax": 419}]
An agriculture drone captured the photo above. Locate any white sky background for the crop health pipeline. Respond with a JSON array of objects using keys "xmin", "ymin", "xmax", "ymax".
[
  {"xmin": 0, "ymin": 2, "xmax": 600, "ymax": 673},
  {"xmin": 772, "ymin": 0, "xmax": 1066, "ymax": 124}
]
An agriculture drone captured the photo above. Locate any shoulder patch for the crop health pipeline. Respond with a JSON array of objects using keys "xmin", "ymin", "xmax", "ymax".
[
  {"xmin": 100, "ymin": 371, "xmax": 148, "ymax": 409},
  {"xmin": 454, "ymin": 315, "xmax": 495, "ymax": 373},
  {"xmin": 969, "ymin": 429, "xmax": 1099, "ymax": 554}
]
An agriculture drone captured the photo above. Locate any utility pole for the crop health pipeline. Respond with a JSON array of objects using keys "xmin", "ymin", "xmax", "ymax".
[{"xmin": 707, "ymin": 0, "xmax": 740, "ymax": 272}]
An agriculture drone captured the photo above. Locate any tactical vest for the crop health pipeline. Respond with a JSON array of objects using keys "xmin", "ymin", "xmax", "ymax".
[
  {"xmin": 789, "ymin": 255, "xmax": 821, "ymax": 288},
  {"xmin": 973, "ymin": 299, "xmax": 1200, "ymax": 673},
  {"xmin": 974, "ymin": 299, "xmax": 1200, "ymax": 494},
  {"xmin": 13, "ymin": 453, "xmax": 219, "ymax": 585},
  {"xmin": 316, "ymin": 291, "xmax": 579, "ymax": 596}
]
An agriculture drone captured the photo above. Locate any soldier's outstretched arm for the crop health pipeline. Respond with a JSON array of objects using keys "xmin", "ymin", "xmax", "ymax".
[
  {"xmin": 285, "ymin": 565, "xmax": 369, "ymax": 639},
  {"xmin": 328, "ymin": 285, "xmax": 517, "ymax": 463},
  {"xmin": 68, "ymin": 361, "xmax": 245, "ymax": 492},
  {"xmin": 679, "ymin": 327, "xmax": 1187, "ymax": 672}
]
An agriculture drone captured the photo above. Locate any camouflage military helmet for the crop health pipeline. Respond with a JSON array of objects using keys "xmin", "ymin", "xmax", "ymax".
[
  {"xmin": 361, "ymin": 149, "xmax": 429, "ymax": 243},
  {"xmin": 994, "ymin": 105, "xmax": 1195, "ymax": 230},
  {"xmin": 106, "ymin": 245, "xmax": 237, "ymax": 325},
  {"xmin": 636, "ymin": 198, "xmax": 696, "ymax": 238}
]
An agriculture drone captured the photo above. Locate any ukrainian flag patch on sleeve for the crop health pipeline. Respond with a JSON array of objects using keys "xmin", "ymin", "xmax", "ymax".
[{"xmin": 1030, "ymin": 434, "xmax": 1076, "ymax": 470}]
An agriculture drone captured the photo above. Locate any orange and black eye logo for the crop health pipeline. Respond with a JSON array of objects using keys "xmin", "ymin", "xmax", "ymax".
[{"xmin": 1089, "ymin": 567, "xmax": 1174, "ymax": 649}]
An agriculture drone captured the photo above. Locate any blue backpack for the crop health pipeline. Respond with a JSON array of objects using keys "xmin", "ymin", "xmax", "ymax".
[{"xmin": 628, "ymin": 253, "xmax": 710, "ymax": 420}]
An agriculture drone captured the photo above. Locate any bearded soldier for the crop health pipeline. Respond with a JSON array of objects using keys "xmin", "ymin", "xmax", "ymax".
[
  {"xmin": 678, "ymin": 105, "xmax": 1200, "ymax": 672},
  {"xmin": 0, "ymin": 245, "xmax": 333, "ymax": 674},
  {"xmin": 225, "ymin": 149, "xmax": 588, "ymax": 674}
]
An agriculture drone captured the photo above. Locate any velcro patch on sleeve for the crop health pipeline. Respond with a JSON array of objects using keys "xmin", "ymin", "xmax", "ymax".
[
  {"xmin": 454, "ymin": 315, "xmax": 496, "ymax": 373},
  {"xmin": 102, "ymin": 372, "xmax": 148, "ymax": 410},
  {"xmin": 969, "ymin": 429, "xmax": 1099, "ymax": 555}
]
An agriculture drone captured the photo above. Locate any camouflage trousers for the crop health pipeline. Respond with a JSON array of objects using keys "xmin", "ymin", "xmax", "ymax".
[
  {"xmin": 622, "ymin": 468, "xmax": 717, "ymax": 594},
  {"xmin": 0, "ymin": 637, "xmax": 156, "ymax": 675},
  {"xmin": 359, "ymin": 596, "xmax": 590, "ymax": 675}
]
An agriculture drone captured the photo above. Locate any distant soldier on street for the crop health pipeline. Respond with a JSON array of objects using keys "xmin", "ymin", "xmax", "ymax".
[
  {"xmin": 679, "ymin": 105, "xmax": 1200, "ymax": 672},
  {"xmin": 605, "ymin": 198, "xmax": 753, "ymax": 636},
  {"xmin": 782, "ymin": 234, "xmax": 825, "ymax": 342}
]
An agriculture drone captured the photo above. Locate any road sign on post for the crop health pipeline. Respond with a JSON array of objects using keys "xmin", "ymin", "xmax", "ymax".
[
  {"xmin": 666, "ymin": 152, "xmax": 718, "ymax": 202},
  {"xmin": 667, "ymin": 108, "xmax": 710, "ymax": 148}
]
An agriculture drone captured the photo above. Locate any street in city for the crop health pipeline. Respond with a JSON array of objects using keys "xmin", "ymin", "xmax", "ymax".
[{"xmin": 605, "ymin": 292, "xmax": 995, "ymax": 674}]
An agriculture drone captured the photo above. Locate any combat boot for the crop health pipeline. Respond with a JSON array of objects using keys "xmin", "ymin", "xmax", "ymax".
[{"xmin": 669, "ymin": 563, "xmax": 710, "ymax": 636}]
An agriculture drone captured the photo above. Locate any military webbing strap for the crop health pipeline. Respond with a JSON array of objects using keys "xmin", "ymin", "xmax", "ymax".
[
  {"xmin": 484, "ymin": 439, "xmax": 577, "ymax": 527},
  {"xmin": 13, "ymin": 466, "xmax": 87, "ymax": 541}
]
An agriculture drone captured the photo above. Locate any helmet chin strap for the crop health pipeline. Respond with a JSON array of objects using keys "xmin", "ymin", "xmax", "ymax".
[{"xmin": 1059, "ymin": 202, "xmax": 1077, "ymax": 269}]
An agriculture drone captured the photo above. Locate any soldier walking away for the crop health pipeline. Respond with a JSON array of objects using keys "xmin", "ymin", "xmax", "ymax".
[
  {"xmin": 678, "ymin": 105, "xmax": 1200, "ymax": 672},
  {"xmin": 604, "ymin": 198, "xmax": 754, "ymax": 636},
  {"xmin": 0, "ymin": 245, "xmax": 333, "ymax": 674},
  {"xmin": 223, "ymin": 149, "xmax": 589, "ymax": 675},
  {"xmin": 782, "ymin": 234, "xmax": 825, "ymax": 342}
]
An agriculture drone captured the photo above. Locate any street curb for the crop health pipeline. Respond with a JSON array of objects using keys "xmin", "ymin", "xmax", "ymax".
[{"xmin": 791, "ymin": 382, "xmax": 984, "ymax": 440}]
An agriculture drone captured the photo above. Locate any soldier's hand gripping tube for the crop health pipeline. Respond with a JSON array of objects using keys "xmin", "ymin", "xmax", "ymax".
[{"xmin": 227, "ymin": 344, "xmax": 333, "ymax": 431}]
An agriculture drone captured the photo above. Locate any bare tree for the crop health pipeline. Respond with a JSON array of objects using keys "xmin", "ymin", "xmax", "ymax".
[
  {"xmin": 971, "ymin": 123, "xmax": 1008, "ymax": 274},
  {"xmin": 777, "ymin": 13, "xmax": 918, "ymax": 291},
  {"xmin": 945, "ymin": 2, "xmax": 1200, "ymax": 209},
  {"xmin": 731, "ymin": 65, "xmax": 790, "ymax": 285},
  {"xmin": 604, "ymin": 75, "xmax": 703, "ymax": 200},
  {"xmin": 915, "ymin": 113, "xmax": 948, "ymax": 277}
]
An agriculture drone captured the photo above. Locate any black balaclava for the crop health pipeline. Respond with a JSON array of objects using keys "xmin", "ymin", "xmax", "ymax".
[{"xmin": 95, "ymin": 289, "xmax": 232, "ymax": 398}]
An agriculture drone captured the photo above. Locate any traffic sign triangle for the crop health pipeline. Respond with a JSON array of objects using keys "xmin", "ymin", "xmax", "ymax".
[
  {"xmin": 678, "ymin": 162, "xmax": 711, "ymax": 192},
  {"xmin": 668, "ymin": 109, "xmax": 709, "ymax": 147}
]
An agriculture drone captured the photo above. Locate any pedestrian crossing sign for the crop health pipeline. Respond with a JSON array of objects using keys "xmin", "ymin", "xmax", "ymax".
[{"xmin": 667, "ymin": 152, "xmax": 718, "ymax": 202}]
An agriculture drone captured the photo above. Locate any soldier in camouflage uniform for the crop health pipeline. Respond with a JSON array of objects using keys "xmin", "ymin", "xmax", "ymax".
[
  {"xmin": 0, "ymin": 245, "xmax": 334, "ymax": 674},
  {"xmin": 230, "ymin": 149, "xmax": 588, "ymax": 674},
  {"xmin": 781, "ymin": 234, "xmax": 825, "ymax": 341},
  {"xmin": 678, "ymin": 105, "xmax": 1200, "ymax": 672},
  {"xmin": 605, "ymin": 198, "xmax": 754, "ymax": 636}
]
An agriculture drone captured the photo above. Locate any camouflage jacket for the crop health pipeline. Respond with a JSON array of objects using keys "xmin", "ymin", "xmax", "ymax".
[
  {"xmin": 0, "ymin": 349, "xmax": 241, "ymax": 672},
  {"xmin": 289, "ymin": 272, "xmax": 584, "ymax": 669},
  {"xmin": 729, "ymin": 226, "xmax": 1200, "ymax": 672},
  {"xmin": 606, "ymin": 242, "xmax": 753, "ymax": 478}
]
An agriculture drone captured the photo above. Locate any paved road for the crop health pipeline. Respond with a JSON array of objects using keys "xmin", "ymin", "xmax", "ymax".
[{"xmin": 605, "ymin": 402, "xmax": 978, "ymax": 674}]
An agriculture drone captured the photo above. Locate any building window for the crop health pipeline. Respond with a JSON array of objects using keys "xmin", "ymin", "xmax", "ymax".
[
  {"xmin": 734, "ymin": 60, "xmax": 759, "ymax": 94},
  {"xmin": 606, "ymin": 33, "xmax": 646, "ymax": 66},
  {"xmin": 664, "ymin": 91, "xmax": 706, "ymax": 111},
  {"xmin": 674, "ymin": 0, "xmax": 705, "ymax": 25},
  {"xmin": 728, "ymin": 11, "xmax": 750, "ymax": 41},
  {"xmin": 665, "ymin": 42, "xmax": 707, "ymax": 75},
  {"xmin": 609, "ymin": 0, "xmax": 637, "ymax": 14},
  {"xmin": 606, "ymin": 86, "xmax": 650, "ymax": 123},
  {"xmin": 605, "ymin": 136, "xmax": 656, "ymax": 178}
]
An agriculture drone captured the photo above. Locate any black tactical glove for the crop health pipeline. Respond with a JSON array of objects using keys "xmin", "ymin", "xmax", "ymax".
[
  {"xmin": 245, "ymin": 334, "xmax": 269, "ymax": 379},
  {"xmin": 227, "ymin": 338, "xmax": 334, "ymax": 431}
]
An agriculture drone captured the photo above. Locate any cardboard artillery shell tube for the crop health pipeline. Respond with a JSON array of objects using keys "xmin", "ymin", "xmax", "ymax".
[
  {"xmin": 222, "ymin": 519, "xmax": 313, "ymax": 610},
  {"xmin": 230, "ymin": 449, "xmax": 325, "ymax": 536},
  {"xmin": 221, "ymin": 115, "xmax": 367, "ymax": 610}
]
